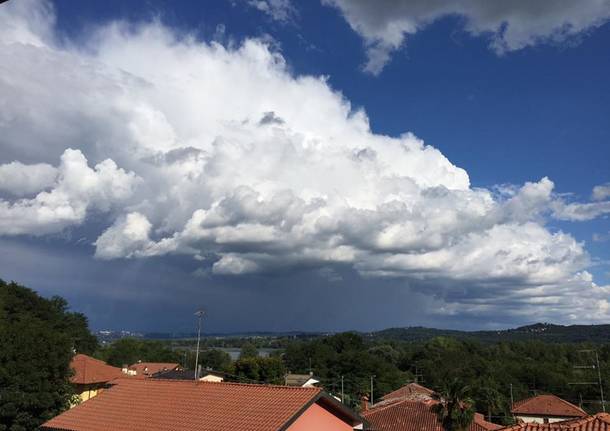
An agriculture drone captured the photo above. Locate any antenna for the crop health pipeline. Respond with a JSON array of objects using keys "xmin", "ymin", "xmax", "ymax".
[
  {"xmin": 569, "ymin": 349, "xmax": 605, "ymax": 412},
  {"xmin": 194, "ymin": 310, "xmax": 205, "ymax": 380},
  {"xmin": 413, "ymin": 365, "xmax": 424, "ymax": 384}
]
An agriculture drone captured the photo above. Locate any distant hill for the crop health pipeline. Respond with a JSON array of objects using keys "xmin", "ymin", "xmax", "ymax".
[
  {"xmin": 96, "ymin": 322, "xmax": 610, "ymax": 344},
  {"xmin": 369, "ymin": 322, "xmax": 610, "ymax": 343}
]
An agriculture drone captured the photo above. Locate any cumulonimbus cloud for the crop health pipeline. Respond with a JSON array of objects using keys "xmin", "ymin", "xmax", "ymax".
[
  {"xmin": 323, "ymin": 0, "xmax": 610, "ymax": 74},
  {"xmin": 1, "ymin": 0, "xmax": 609, "ymax": 323}
]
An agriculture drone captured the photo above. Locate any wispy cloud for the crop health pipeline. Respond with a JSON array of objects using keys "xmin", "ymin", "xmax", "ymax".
[{"xmin": 244, "ymin": 0, "xmax": 297, "ymax": 24}]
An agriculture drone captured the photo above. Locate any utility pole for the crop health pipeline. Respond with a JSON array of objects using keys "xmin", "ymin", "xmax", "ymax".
[
  {"xmin": 595, "ymin": 350, "xmax": 606, "ymax": 412},
  {"xmin": 341, "ymin": 375, "xmax": 345, "ymax": 405},
  {"xmin": 510, "ymin": 384, "xmax": 515, "ymax": 422},
  {"xmin": 370, "ymin": 375, "xmax": 376, "ymax": 406},
  {"xmin": 194, "ymin": 310, "xmax": 205, "ymax": 380}
]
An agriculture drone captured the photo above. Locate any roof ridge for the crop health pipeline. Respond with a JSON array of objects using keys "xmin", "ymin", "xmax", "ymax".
[
  {"xmin": 112, "ymin": 377, "xmax": 323, "ymax": 390},
  {"xmin": 73, "ymin": 354, "xmax": 109, "ymax": 364},
  {"xmin": 365, "ymin": 398, "xmax": 428, "ymax": 416},
  {"xmin": 595, "ymin": 413, "xmax": 610, "ymax": 424},
  {"xmin": 552, "ymin": 395, "xmax": 586, "ymax": 414},
  {"xmin": 560, "ymin": 413, "xmax": 607, "ymax": 426}
]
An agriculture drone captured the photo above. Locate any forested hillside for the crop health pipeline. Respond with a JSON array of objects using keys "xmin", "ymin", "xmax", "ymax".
[
  {"xmin": 283, "ymin": 333, "xmax": 610, "ymax": 422},
  {"xmin": 371, "ymin": 323, "xmax": 610, "ymax": 343}
]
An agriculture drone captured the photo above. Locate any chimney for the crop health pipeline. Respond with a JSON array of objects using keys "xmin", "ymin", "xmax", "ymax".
[{"xmin": 361, "ymin": 395, "xmax": 369, "ymax": 412}]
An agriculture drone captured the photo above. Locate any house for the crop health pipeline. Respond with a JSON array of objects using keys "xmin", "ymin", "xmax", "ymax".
[
  {"xmin": 151, "ymin": 368, "xmax": 225, "ymax": 382},
  {"xmin": 381, "ymin": 382, "xmax": 435, "ymax": 402},
  {"xmin": 42, "ymin": 378, "xmax": 364, "ymax": 431},
  {"xmin": 123, "ymin": 361, "xmax": 180, "ymax": 377},
  {"xmin": 502, "ymin": 412, "xmax": 610, "ymax": 431},
  {"xmin": 285, "ymin": 372, "xmax": 321, "ymax": 387},
  {"xmin": 69, "ymin": 354, "xmax": 123, "ymax": 404},
  {"xmin": 511, "ymin": 395, "xmax": 587, "ymax": 424},
  {"xmin": 362, "ymin": 398, "xmax": 502, "ymax": 431}
]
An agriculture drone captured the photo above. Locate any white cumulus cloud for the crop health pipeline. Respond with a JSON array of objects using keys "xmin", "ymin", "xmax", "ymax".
[
  {"xmin": 0, "ymin": 149, "xmax": 139, "ymax": 235},
  {"xmin": 94, "ymin": 212, "xmax": 153, "ymax": 259},
  {"xmin": 0, "ymin": 0, "xmax": 609, "ymax": 323},
  {"xmin": 0, "ymin": 161, "xmax": 57, "ymax": 196},
  {"xmin": 593, "ymin": 183, "xmax": 610, "ymax": 201}
]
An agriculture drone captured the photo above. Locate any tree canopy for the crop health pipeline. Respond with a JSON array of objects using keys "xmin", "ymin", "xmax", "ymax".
[
  {"xmin": 283, "ymin": 332, "xmax": 609, "ymax": 418},
  {"xmin": 0, "ymin": 279, "xmax": 98, "ymax": 431},
  {"xmin": 239, "ymin": 342, "xmax": 259, "ymax": 359},
  {"xmin": 432, "ymin": 379, "xmax": 476, "ymax": 431},
  {"xmin": 95, "ymin": 338, "xmax": 180, "ymax": 367}
]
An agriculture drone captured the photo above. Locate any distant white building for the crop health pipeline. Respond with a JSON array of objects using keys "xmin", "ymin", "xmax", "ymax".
[{"xmin": 284, "ymin": 372, "xmax": 320, "ymax": 388}]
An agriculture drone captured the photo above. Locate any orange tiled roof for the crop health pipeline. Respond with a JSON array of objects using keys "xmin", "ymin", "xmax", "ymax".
[
  {"xmin": 70, "ymin": 354, "xmax": 123, "ymax": 385},
  {"xmin": 363, "ymin": 399, "xmax": 502, "ymax": 431},
  {"xmin": 128, "ymin": 362, "xmax": 179, "ymax": 376},
  {"xmin": 512, "ymin": 395, "xmax": 587, "ymax": 418},
  {"xmin": 381, "ymin": 383, "xmax": 435, "ymax": 401},
  {"xmin": 502, "ymin": 413, "xmax": 610, "ymax": 431},
  {"xmin": 42, "ymin": 378, "xmax": 361, "ymax": 431}
]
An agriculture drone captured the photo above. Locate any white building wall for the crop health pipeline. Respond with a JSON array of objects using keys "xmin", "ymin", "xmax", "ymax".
[{"xmin": 516, "ymin": 415, "xmax": 575, "ymax": 424}]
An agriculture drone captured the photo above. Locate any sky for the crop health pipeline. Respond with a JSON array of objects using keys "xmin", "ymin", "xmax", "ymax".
[{"xmin": 0, "ymin": 0, "xmax": 609, "ymax": 333}]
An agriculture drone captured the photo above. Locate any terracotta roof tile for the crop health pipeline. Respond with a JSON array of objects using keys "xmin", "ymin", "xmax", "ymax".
[
  {"xmin": 363, "ymin": 399, "xmax": 502, "ymax": 431},
  {"xmin": 42, "ymin": 378, "xmax": 355, "ymax": 431},
  {"xmin": 502, "ymin": 413, "xmax": 610, "ymax": 431},
  {"xmin": 512, "ymin": 395, "xmax": 587, "ymax": 418},
  {"xmin": 70, "ymin": 354, "xmax": 123, "ymax": 385},
  {"xmin": 128, "ymin": 362, "xmax": 179, "ymax": 376},
  {"xmin": 381, "ymin": 383, "xmax": 435, "ymax": 402}
]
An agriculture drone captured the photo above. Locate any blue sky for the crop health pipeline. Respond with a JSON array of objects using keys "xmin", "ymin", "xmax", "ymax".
[{"xmin": 0, "ymin": 0, "xmax": 609, "ymax": 333}]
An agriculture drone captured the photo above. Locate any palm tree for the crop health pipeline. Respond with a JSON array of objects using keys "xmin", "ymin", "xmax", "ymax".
[
  {"xmin": 478, "ymin": 385, "xmax": 503, "ymax": 422},
  {"xmin": 432, "ymin": 378, "xmax": 476, "ymax": 431}
]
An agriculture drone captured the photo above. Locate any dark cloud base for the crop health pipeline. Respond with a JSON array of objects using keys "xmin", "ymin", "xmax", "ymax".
[{"xmin": 0, "ymin": 236, "xmax": 518, "ymax": 332}]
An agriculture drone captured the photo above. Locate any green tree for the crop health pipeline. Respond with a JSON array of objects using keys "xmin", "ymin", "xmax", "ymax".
[
  {"xmin": 199, "ymin": 348, "xmax": 232, "ymax": 371},
  {"xmin": 475, "ymin": 384, "xmax": 504, "ymax": 422},
  {"xmin": 239, "ymin": 342, "xmax": 259, "ymax": 359},
  {"xmin": 233, "ymin": 356, "xmax": 285, "ymax": 384},
  {"xmin": 432, "ymin": 379, "xmax": 476, "ymax": 431},
  {"xmin": 0, "ymin": 279, "xmax": 98, "ymax": 430},
  {"xmin": 96, "ymin": 338, "xmax": 179, "ymax": 367}
]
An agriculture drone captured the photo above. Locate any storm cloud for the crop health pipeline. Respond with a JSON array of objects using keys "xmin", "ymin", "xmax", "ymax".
[{"xmin": 1, "ymin": 0, "xmax": 609, "ymax": 326}]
